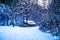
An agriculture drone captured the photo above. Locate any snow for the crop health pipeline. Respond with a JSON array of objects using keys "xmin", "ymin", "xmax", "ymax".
[{"xmin": 0, "ymin": 26, "xmax": 57, "ymax": 40}]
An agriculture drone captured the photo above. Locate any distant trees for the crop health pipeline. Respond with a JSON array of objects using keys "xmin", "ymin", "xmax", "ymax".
[
  {"xmin": 0, "ymin": 3, "xmax": 12, "ymax": 26},
  {"xmin": 0, "ymin": 0, "xmax": 12, "ymax": 5}
]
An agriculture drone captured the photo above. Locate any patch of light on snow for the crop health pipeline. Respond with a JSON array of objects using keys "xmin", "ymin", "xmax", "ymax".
[
  {"xmin": 0, "ymin": 26, "xmax": 58, "ymax": 40},
  {"xmin": 27, "ymin": 20, "xmax": 36, "ymax": 24}
]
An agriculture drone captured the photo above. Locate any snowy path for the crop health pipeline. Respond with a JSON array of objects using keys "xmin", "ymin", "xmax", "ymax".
[{"xmin": 0, "ymin": 26, "xmax": 56, "ymax": 40}]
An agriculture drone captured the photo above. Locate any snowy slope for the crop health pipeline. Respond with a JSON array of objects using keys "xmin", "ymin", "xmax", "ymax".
[{"xmin": 0, "ymin": 26, "xmax": 58, "ymax": 40}]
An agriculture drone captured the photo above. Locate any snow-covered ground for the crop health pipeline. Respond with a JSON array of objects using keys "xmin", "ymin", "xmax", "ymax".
[{"xmin": 0, "ymin": 26, "xmax": 58, "ymax": 40}]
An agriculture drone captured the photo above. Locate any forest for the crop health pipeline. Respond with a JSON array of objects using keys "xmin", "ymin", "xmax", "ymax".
[{"xmin": 0, "ymin": 0, "xmax": 60, "ymax": 39}]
